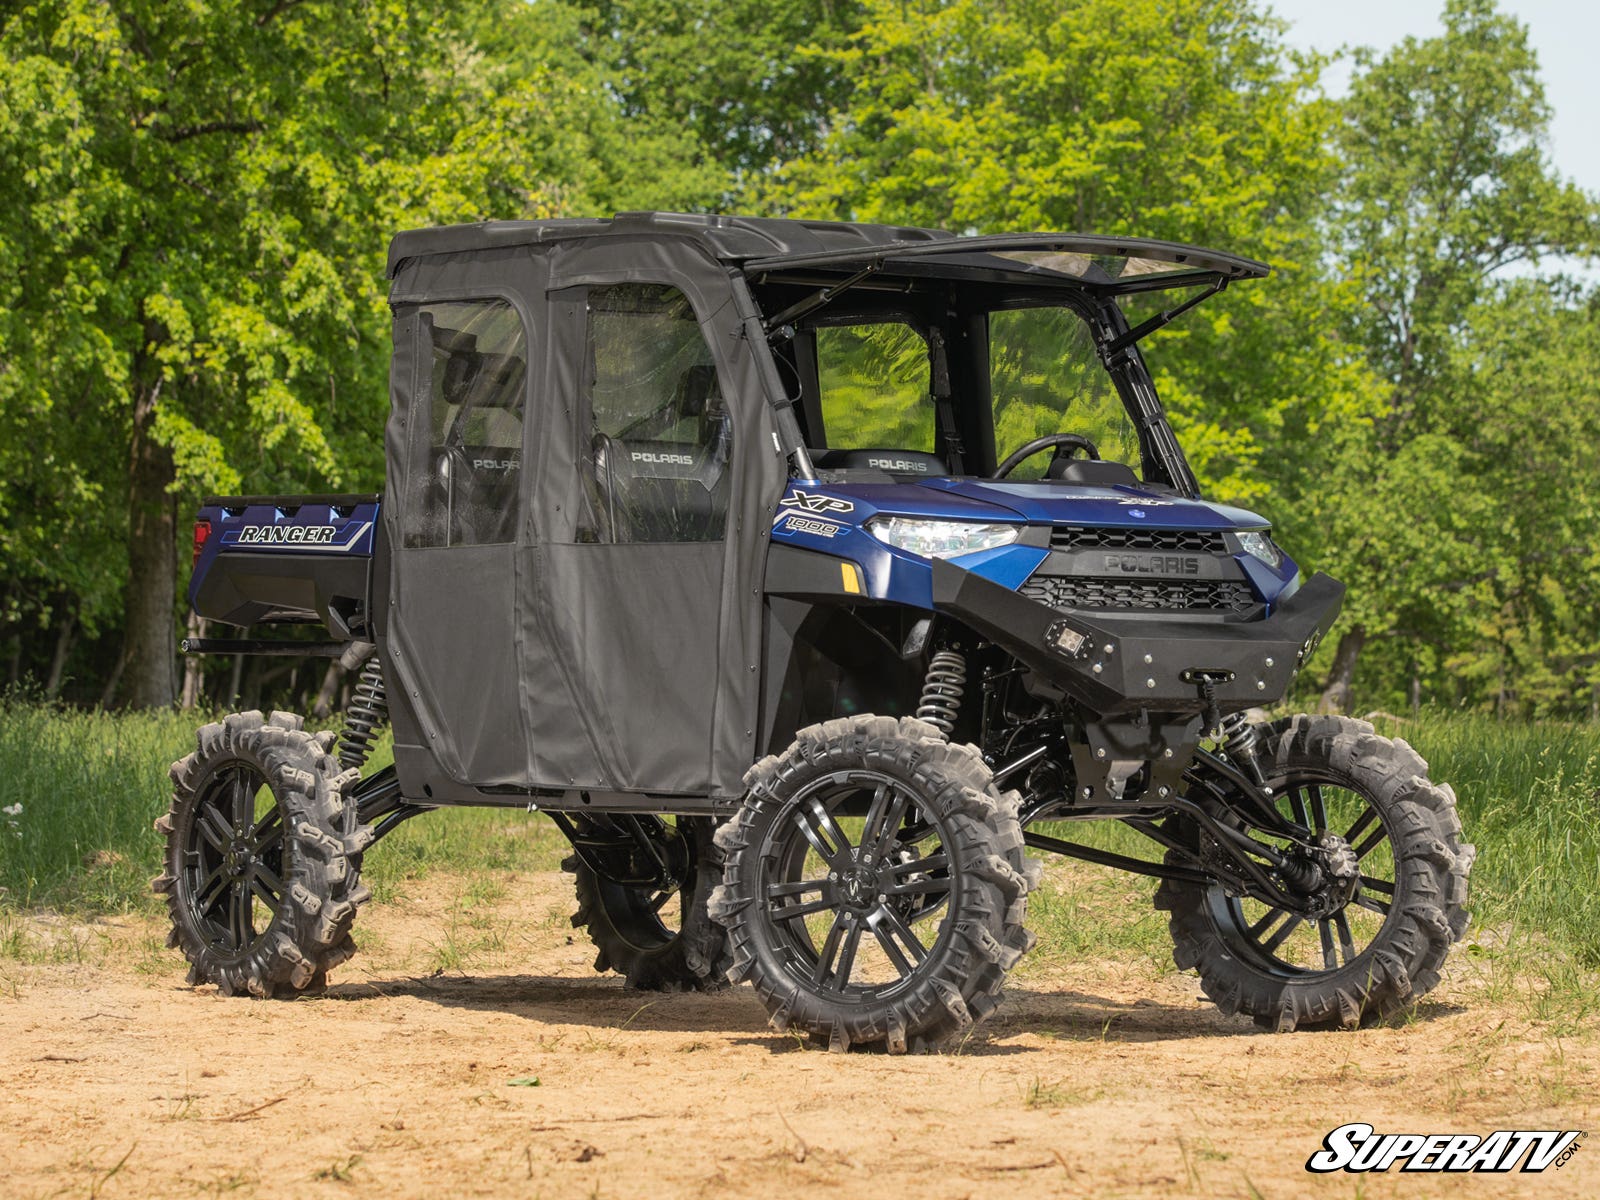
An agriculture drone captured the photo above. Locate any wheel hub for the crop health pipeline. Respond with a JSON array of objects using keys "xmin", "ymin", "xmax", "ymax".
[
  {"xmin": 839, "ymin": 865, "xmax": 881, "ymax": 909},
  {"xmin": 1280, "ymin": 832, "xmax": 1361, "ymax": 918}
]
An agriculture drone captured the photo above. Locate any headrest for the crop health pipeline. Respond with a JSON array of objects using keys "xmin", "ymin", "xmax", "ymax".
[{"xmin": 813, "ymin": 448, "xmax": 947, "ymax": 476}]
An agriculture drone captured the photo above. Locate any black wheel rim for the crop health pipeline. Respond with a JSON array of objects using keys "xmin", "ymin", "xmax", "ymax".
[
  {"xmin": 596, "ymin": 818, "xmax": 694, "ymax": 952},
  {"xmin": 1205, "ymin": 769, "xmax": 1399, "ymax": 978},
  {"xmin": 180, "ymin": 763, "xmax": 287, "ymax": 960},
  {"xmin": 759, "ymin": 770, "xmax": 955, "ymax": 1000}
]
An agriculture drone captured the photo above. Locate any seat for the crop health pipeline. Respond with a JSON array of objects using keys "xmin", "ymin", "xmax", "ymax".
[{"xmin": 590, "ymin": 435, "xmax": 727, "ymax": 542}]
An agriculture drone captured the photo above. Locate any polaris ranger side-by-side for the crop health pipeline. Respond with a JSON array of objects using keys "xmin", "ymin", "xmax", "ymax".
[{"xmin": 156, "ymin": 214, "xmax": 1473, "ymax": 1051}]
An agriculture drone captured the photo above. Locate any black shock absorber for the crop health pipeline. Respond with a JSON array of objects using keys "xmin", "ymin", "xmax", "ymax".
[
  {"xmin": 916, "ymin": 649, "xmax": 967, "ymax": 736},
  {"xmin": 1218, "ymin": 710, "xmax": 1264, "ymax": 782},
  {"xmin": 339, "ymin": 655, "xmax": 388, "ymax": 770}
]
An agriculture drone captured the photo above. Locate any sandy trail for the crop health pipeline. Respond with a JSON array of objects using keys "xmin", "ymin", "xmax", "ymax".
[{"xmin": 1, "ymin": 869, "xmax": 1594, "ymax": 1200}]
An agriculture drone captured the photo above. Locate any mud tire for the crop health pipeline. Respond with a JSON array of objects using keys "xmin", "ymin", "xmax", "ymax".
[
  {"xmin": 1156, "ymin": 715, "xmax": 1474, "ymax": 1031},
  {"xmin": 564, "ymin": 817, "xmax": 732, "ymax": 992},
  {"xmin": 153, "ymin": 711, "xmax": 373, "ymax": 998},
  {"xmin": 710, "ymin": 715, "xmax": 1039, "ymax": 1053}
]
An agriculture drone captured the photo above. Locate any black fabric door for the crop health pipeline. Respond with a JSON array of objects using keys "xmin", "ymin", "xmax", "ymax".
[
  {"xmin": 382, "ymin": 250, "xmax": 538, "ymax": 789},
  {"xmin": 517, "ymin": 240, "xmax": 786, "ymax": 799}
]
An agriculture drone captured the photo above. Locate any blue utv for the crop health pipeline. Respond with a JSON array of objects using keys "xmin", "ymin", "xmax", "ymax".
[{"xmin": 156, "ymin": 214, "xmax": 1473, "ymax": 1051}]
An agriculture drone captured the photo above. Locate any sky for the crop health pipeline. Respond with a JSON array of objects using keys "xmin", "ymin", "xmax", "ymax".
[{"xmin": 1269, "ymin": 0, "xmax": 1600, "ymax": 197}]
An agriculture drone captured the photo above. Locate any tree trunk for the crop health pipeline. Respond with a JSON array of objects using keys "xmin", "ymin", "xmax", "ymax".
[
  {"xmin": 1317, "ymin": 626, "xmax": 1366, "ymax": 714},
  {"xmin": 180, "ymin": 612, "xmax": 206, "ymax": 710},
  {"xmin": 43, "ymin": 608, "xmax": 76, "ymax": 700},
  {"xmin": 121, "ymin": 380, "xmax": 178, "ymax": 709}
]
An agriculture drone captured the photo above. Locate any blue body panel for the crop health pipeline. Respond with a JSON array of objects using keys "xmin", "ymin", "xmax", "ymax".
[
  {"xmin": 190, "ymin": 497, "xmax": 380, "ymax": 607},
  {"xmin": 770, "ymin": 478, "xmax": 1301, "ymax": 612}
]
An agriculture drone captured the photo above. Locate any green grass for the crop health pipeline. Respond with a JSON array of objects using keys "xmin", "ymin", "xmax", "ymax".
[
  {"xmin": 0, "ymin": 700, "xmax": 197, "ymax": 912},
  {"xmin": 1378, "ymin": 711, "xmax": 1600, "ymax": 969},
  {"xmin": 0, "ymin": 700, "xmax": 1595, "ymax": 1010},
  {"xmin": 0, "ymin": 698, "xmax": 566, "ymax": 915}
]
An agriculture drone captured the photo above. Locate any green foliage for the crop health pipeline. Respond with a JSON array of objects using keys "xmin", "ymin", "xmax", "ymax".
[
  {"xmin": 0, "ymin": 1, "xmax": 727, "ymax": 699},
  {"xmin": 1300, "ymin": 0, "xmax": 1600, "ymax": 713},
  {"xmin": 571, "ymin": 0, "xmax": 867, "ymax": 182}
]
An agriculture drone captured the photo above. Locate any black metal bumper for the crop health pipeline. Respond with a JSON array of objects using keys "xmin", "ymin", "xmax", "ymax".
[{"xmin": 931, "ymin": 560, "xmax": 1344, "ymax": 718}]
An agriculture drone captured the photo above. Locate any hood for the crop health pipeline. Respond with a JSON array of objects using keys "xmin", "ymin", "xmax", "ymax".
[{"xmin": 833, "ymin": 477, "xmax": 1271, "ymax": 530}]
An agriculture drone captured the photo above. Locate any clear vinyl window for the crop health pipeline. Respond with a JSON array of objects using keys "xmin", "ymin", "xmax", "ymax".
[
  {"xmin": 581, "ymin": 284, "xmax": 732, "ymax": 543},
  {"xmin": 402, "ymin": 299, "xmax": 528, "ymax": 548},
  {"xmin": 988, "ymin": 306, "xmax": 1140, "ymax": 478},
  {"xmin": 814, "ymin": 321, "xmax": 933, "ymax": 451}
]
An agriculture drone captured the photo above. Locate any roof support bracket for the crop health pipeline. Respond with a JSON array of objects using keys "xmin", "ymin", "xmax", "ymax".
[
  {"xmin": 1102, "ymin": 275, "xmax": 1230, "ymax": 359},
  {"xmin": 760, "ymin": 261, "xmax": 883, "ymax": 338}
]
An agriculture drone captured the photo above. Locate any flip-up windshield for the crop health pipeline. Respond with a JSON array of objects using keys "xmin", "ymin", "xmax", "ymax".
[
  {"xmin": 753, "ymin": 233, "xmax": 1267, "ymax": 492},
  {"xmin": 746, "ymin": 232, "xmax": 1268, "ymax": 297}
]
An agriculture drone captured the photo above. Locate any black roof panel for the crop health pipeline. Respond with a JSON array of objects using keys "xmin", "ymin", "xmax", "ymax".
[{"xmin": 386, "ymin": 213, "xmax": 1269, "ymax": 293}]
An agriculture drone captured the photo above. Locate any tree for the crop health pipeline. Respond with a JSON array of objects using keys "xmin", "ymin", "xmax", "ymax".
[
  {"xmin": 572, "ymin": 0, "xmax": 867, "ymax": 184},
  {"xmin": 0, "ymin": 1, "xmax": 723, "ymax": 707},
  {"xmin": 1316, "ymin": 0, "xmax": 1600, "ymax": 709}
]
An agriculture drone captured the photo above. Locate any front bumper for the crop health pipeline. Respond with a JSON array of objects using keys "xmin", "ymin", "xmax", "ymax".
[{"xmin": 931, "ymin": 559, "xmax": 1344, "ymax": 718}]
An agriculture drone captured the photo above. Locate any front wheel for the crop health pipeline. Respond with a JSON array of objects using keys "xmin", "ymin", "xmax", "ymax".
[
  {"xmin": 1156, "ymin": 715, "xmax": 1474, "ymax": 1031},
  {"xmin": 710, "ymin": 716, "xmax": 1039, "ymax": 1053}
]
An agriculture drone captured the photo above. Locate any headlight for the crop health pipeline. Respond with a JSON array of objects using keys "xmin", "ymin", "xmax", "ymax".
[
  {"xmin": 1238, "ymin": 530, "xmax": 1283, "ymax": 569},
  {"xmin": 867, "ymin": 516, "xmax": 1020, "ymax": 559}
]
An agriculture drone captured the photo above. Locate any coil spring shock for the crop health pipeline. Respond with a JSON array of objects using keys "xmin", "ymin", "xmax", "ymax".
[
  {"xmin": 1217, "ymin": 710, "xmax": 1263, "ymax": 781},
  {"xmin": 338, "ymin": 656, "xmax": 388, "ymax": 770},
  {"xmin": 916, "ymin": 650, "xmax": 967, "ymax": 736}
]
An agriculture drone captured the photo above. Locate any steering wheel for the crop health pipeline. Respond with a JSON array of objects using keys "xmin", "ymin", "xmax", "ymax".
[{"xmin": 993, "ymin": 433, "xmax": 1101, "ymax": 479}]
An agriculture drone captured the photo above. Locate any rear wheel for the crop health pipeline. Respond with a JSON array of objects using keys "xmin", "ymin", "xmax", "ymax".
[
  {"xmin": 1156, "ymin": 715, "xmax": 1473, "ymax": 1031},
  {"xmin": 564, "ymin": 816, "xmax": 730, "ymax": 991},
  {"xmin": 153, "ymin": 711, "xmax": 373, "ymax": 998},
  {"xmin": 710, "ymin": 716, "xmax": 1038, "ymax": 1052}
]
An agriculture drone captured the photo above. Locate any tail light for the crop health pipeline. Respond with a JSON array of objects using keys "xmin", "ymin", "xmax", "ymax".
[{"xmin": 192, "ymin": 519, "xmax": 212, "ymax": 567}]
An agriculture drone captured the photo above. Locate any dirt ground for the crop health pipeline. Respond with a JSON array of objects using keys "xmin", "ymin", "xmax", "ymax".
[{"xmin": 1, "ymin": 868, "xmax": 1594, "ymax": 1200}]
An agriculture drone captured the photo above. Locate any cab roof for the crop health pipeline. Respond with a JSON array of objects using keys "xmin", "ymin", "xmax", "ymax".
[{"xmin": 386, "ymin": 212, "xmax": 1269, "ymax": 294}]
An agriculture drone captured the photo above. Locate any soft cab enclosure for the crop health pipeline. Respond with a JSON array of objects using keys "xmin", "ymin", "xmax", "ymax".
[{"xmin": 378, "ymin": 220, "xmax": 790, "ymax": 803}]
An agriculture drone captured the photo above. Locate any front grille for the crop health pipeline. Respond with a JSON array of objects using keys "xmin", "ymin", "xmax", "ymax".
[
  {"xmin": 1050, "ymin": 526, "xmax": 1227, "ymax": 553},
  {"xmin": 1020, "ymin": 574, "xmax": 1259, "ymax": 614}
]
